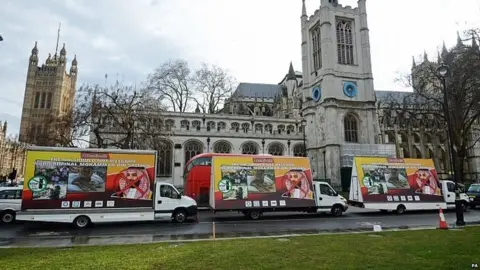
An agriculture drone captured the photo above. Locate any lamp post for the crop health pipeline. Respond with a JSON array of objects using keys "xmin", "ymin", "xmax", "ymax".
[
  {"xmin": 436, "ymin": 63, "xmax": 465, "ymax": 226},
  {"xmin": 301, "ymin": 118, "xmax": 307, "ymax": 157},
  {"xmin": 261, "ymin": 139, "xmax": 265, "ymax": 154},
  {"xmin": 206, "ymin": 137, "xmax": 210, "ymax": 152}
]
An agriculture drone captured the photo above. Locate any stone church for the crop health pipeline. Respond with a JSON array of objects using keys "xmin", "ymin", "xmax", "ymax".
[{"xmin": 92, "ymin": 0, "xmax": 478, "ymax": 189}]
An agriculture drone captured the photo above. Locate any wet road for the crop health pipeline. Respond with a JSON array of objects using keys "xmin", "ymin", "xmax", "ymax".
[{"xmin": 1, "ymin": 207, "xmax": 479, "ymax": 247}]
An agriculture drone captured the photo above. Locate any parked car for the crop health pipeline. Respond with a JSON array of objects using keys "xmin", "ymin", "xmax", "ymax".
[
  {"xmin": 0, "ymin": 186, "xmax": 22, "ymax": 224},
  {"xmin": 467, "ymin": 183, "xmax": 480, "ymax": 209}
]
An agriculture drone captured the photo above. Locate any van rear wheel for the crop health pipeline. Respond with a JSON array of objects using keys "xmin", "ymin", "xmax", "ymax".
[
  {"xmin": 396, "ymin": 205, "xmax": 406, "ymax": 215},
  {"xmin": 73, "ymin": 215, "xmax": 91, "ymax": 229},
  {"xmin": 248, "ymin": 211, "xmax": 261, "ymax": 220}
]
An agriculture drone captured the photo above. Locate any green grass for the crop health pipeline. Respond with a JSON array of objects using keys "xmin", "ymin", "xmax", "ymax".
[{"xmin": 2, "ymin": 227, "xmax": 480, "ymax": 270}]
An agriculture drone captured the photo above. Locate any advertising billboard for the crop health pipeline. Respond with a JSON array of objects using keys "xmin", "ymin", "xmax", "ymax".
[
  {"xmin": 352, "ymin": 157, "xmax": 443, "ymax": 203},
  {"xmin": 22, "ymin": 149, "xmax": 156, "ymax": 210},
  {"xmin": 212, "ymin": 156, "xmax": 315, "ymax": 210}
]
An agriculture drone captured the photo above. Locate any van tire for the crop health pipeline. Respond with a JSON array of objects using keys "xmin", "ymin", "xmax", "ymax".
[
  {"xmin": 1, "ymin": 210, "xmax": 16, "ymax": 224},
  {"xmin": 73, "ymin": 215, "xmax": 91, "ymax": 229},
  {"xmin": 173, "ymin": 209, "xmax": 187, "ymax": 223},
  {"xmin": 248, "ymin": 211, "xmax": 261, "ymax": 220},
  {"xmin": 331, "ymin": 205, "xmax": 343, "ymax": 217},
  {"xmin": 396, "ymin": 205, "xmax": 406, "ymax": 215}
]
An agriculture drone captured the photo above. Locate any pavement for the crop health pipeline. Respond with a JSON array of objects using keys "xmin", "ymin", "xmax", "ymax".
[{"xmin": 1, "ymin": 207, "xmax": 479, "ymax": 248}]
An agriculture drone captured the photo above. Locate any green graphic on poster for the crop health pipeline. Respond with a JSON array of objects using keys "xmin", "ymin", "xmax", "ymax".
[
  {"xmin": 218, "ymin": 179, "xmax": 232, "ymax": 193},
  {"xmin": 28, "ymin": 176, "xmax": 48, "ymax": 192}
]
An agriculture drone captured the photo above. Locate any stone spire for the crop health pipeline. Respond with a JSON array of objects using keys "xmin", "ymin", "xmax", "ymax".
[
  {"xmin": 287, "ymin": 62, "xmax": 296, "ymax": 81},
  {"xmin": 301, "ymin": 0, "xmax": 307, "ymax": 17}
]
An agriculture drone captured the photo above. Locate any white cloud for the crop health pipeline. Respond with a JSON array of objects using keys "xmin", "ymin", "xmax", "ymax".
[{"xmin": 0, "ymin": 0, "xmax": 479, "ymax": 135}]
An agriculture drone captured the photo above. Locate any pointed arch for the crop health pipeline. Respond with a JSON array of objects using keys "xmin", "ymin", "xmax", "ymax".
[
  {"xmin": 213, "ymin": 140, "xmax": 232, "ymax": 154},
  {"xmin": 156, "ymin": 140, "xmax": 173, "ymax": 177},
  {"xmin": 240, "ymin": 141, "xmax": 259, "ymax": 154},
  {"xmin": 267, "ymin": 142, "xmax": 285, "ymax": 156},
  {"xmin": 293, "ymin": 143, "xmax": 306, "ymax": 157},
  {"xmin": 184, "ymin": 139, "xmax": 204, "ymax": 165},
  {"xmin": 336, "ymin": 19, "xmax": 354, "ymax": 65},
  {"xmin": 344, "ymin": 113, "xmax": 359, "ymax": 143}
]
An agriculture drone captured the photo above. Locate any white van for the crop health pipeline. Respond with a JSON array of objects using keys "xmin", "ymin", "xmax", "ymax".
[{"xmin": 0, "ymin": 186, "xmax": 22, "ymax": 224}]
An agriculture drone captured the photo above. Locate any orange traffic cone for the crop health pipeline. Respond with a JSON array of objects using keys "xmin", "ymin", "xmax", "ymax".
[{"xmin": 438, "ymin": 208, "xmax": 448, "ymax": 230}]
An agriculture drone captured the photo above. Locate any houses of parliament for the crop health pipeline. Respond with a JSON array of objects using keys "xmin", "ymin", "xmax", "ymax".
[{"xmin": 0, "ymin": 32, "xmax": 77, "ymax": 179}]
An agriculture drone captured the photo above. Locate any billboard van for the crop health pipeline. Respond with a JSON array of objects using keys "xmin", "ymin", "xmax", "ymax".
[
  {"xmin": 22, "ymin": 148, "xmax": 156, "ymax": 210},
  {"xmin": 352, "ymin": 157, "xmax": 444, "ymax": 203},
  {"xmin": 211, "ymin": 156, "xmax": 316, "ymax": 210}
]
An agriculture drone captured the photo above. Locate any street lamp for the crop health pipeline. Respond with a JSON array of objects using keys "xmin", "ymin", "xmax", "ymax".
[
  {"xmin": 436, "ymin": 62, "xmax": 465, "ymax": 226},
  {"xmin": 301, "ymin": 118, "xmax": 307, "ymax": 157}
]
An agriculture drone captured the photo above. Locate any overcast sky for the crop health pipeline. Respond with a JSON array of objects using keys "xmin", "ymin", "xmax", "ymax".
[{"xmin": 0, "ymin": 0, "xmax": 479, "ymax": 135}]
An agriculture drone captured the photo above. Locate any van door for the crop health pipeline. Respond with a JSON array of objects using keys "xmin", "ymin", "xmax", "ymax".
[
  {"xmin": 443, "ymin": 181, "xmax": 456, "ymax": 204},
  {"xmin": 315, "ymin": 183, "xmax": 337, "ymax": 211},
  {"xmin": 154, "ymin": 184, "xmax": 180, "ymax": 220}
]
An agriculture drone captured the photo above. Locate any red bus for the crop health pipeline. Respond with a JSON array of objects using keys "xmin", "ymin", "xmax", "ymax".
[{"xmin": 184, "ymin": 153, "xmax": 274, "ymax": 207}]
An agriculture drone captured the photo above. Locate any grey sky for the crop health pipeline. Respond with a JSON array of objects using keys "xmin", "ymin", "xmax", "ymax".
[{"xmin": 0, "ymin": 0, "xmax": 479, "ymax": 135}]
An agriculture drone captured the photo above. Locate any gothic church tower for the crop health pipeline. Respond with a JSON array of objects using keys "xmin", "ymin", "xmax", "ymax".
[
  {"xmin": 301, "ymin": 0, "xmax": 383, "ymax": 190},
  {"xmin": 19, "ymin": 27, "xmax": 78, "ymax": 145}
]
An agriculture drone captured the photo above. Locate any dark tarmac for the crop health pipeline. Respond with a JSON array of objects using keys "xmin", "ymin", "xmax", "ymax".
[{"xmin": 1, "ymin": 207, "xmax": 479, "ymax": 248}]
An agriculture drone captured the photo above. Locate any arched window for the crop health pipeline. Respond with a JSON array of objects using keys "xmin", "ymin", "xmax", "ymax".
[
  {"xmin": 157, "ymin": 141, "xmax": 173, "ymax": 177},
  {"xmin": 34, "ymin": 92, "xmax": 40, "ymax": 108},
  {"xmin": 184, "ymin": 140, "xmax": 203, "ymax": 165},
  {"xmin": 268, "ymin": 143, "xmax": 284, "ymax": 156},
  {"xmin": 213, "ymin": 141, "xmax": 231, "ymax": 153},
  {"xmin": 344, "ymin": 114, "xmax": 358, "ymax": 143},
  {"xmin": 293, "ymin": 144, "xmax": 306, "ymax": 157},
  {"xmin": 242, "ymin": 142, "xmax": 258, "ymax": 154},
  {"xmin": 336, "ymin": 20, "xmax": 354, "ymax": 65}
]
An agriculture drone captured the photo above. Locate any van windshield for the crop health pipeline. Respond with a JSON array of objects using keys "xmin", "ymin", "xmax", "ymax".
[{"xmin": 467, "ymin": 185, "xmax": 480, "ymax": 193}]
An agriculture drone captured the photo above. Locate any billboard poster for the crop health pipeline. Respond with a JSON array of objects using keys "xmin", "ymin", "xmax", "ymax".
[
  {"xmin": 353, "ymin": 157, "xmax": 443, "ymax": 203},
  {"xmin": 212, "ymin": 156, "xmax": 315, "ymax": 210},
  {"xmin": 22, "ymin": 149, "xmax": 156, "ymax": 210}
]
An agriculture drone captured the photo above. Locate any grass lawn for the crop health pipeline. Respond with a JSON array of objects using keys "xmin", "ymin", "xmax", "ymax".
[{"xmin": 2, "ymin": 227, "xmax": 480, "ymax": 270}]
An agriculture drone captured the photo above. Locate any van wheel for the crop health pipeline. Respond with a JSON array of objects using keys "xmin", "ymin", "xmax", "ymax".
[
  {"xmin": 396, "ymin": 205, "xmax": 406, "ymax": 215},
  {"xmin": 1, "ymin": 210, "xmax": 16, "ymax": 224},
  {"xmin": 73, "ymin": 216, "xmax": 91, "ymax": 229},
  {"xmin": 331, "ymin": 205, "xmax": 343, "ymax": 217},
  {"xmin": 173, "ymin": 209, "xmax": 187, "ymax": 223},
  {"xmin": 248, "ymin": 211, "xmax": 261, "ymax": 220}
]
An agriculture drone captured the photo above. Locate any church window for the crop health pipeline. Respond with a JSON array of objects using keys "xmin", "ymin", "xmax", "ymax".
[
  {"xmin": 157, "ymin": 140, "xmax": 173, "ymax": 177},
  {"xmin": 218, "ymin": 122, "xmax": 226, "ymax": 129},
  {"xmin": 241, "ymin": 142, "xmax": 258, "ymax": 154},
  {"xmin": 46, "ymin": 93, "xmax": 53, "ymax": 109},
  {"xmin": 287, "ymin": 125, "xmax": 295, "ymax": 134},
  {"xmin": 180, "ymin": 120, "xmax": 190, "ymax": 128},
  {"xmin": 184, "ymin": 140, "xmax": 203, "ymax": 165},
  {"xmin": 277, "ymin": 125, "xmax": 286, "ymax": 134},
  {"xmin": 265, "ymin": 124, "xmax": 273, "ymax": 133},
  {"xmin": 34, "ymin": 92, "xmax": 40, "ymax": 108},
  {"xmin": 344, "ymin": 114, "xmax": 358, "ymax": 143},
  {"xmin": 255, "ymin": 124, "xmax": 263, "ymax": 132},
  {"xmin": 231, "ymin": 122, "xmax": 239, "ymax": 130},
  {"xmin": 336, "ymin": 19, "xmax": 354, "ymax": 65},
  {"xmin": 311, "ymin": 25, "xmax": 322, "ymax": 71},
  {"xmin": 165, "ymin": 119, "xmax": 175, "ymax": 131},
  {"xmin": 293, "ymin": 144, "xmax": 306, "ymax": 157},
  {"xmin": 268, "ymin": 143, "xmax": 284, "ymax": 156},
  {"xmin": 192, "ymin": 120, "xmax": 201, "ymax": 129},
  {"xmin": 213, "ymin": 141, "xmax": 231, "ymax": 153},
  {"xmin": 241, "ymin": 123, "xmax": 250, "ymax": 132},
  {"xmin": 207, "ymin": 121, "xmax": 215, "ymax": 130},
  {"xmin": 40, "ymin": 92, "xmax": 46, "ymax": 108}
]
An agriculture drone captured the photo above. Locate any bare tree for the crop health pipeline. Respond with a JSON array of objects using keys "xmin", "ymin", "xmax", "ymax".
[
  {"xmin": 388, "ymin": 33, "xmax": 480, "ymax": 183},
  {"xmin": 145, "ymin": 59, "xmax": 193, "ymax": 112},
  {"xmin": 76, "ymin": 83, "xmax": 166, "ymax": 149},
  {"xmin": 193, "ymin": 63, "xmax": 235, "ymax": 114}
]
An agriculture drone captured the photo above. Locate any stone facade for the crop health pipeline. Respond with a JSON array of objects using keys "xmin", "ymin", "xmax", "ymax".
[
  {"xmin": 88, "ymin": 0, "xmax": 478, "ymax": 189},
  {"xmin": 0, "ymin": 121, "xmax": 26, "ymax": 178},
  {"xmin": 18, "ymin": 41, "xmax": 78, "ymax": 145}
]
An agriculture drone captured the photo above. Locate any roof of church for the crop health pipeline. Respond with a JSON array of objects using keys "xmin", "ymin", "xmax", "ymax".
[
  {"xmin": 231, "ymin": 83, "xmax": 284, "ymax": 99},
  {"xmin": 375, "ymin": 90, "xmax": 428, "ymax": 105}
]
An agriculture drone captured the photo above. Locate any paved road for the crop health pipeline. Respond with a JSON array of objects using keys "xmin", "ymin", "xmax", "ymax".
[{"xmin": 1, "ymin": 207, "xmax": 479, "ymax": 246}]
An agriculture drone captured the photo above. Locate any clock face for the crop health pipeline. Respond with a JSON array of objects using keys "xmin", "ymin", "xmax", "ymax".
[{"xmin": 343, "ymin": 82, "xmax": 357, "ymax": 97}]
